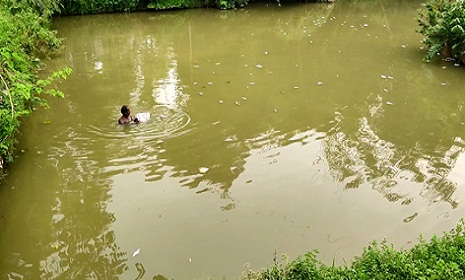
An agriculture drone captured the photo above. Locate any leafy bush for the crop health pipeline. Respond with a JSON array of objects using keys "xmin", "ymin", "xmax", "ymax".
[
  {"xmin": 146, "ymin": 0, "xmax": 211, "ymax": 10},
  {"xmin": 241, "ymin": 220, "xmax": 465, "ymax": 280},
  {"xmin": 215, "ymin": 0, "xmax": 249, "ymax": 9},
  {"xmin": 59, "ymin": 0, "xmax": 140, "ymax": 15},
  {"xmin": 417, "ymin": 0, "xmax": 465, "ymax": 62},
  {"xmin": 0, "ymin": 0, "xmax": 71, "ymax": 166}
]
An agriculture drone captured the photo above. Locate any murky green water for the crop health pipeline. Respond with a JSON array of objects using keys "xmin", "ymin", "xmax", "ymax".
[{"xmin": 2, "ymin": 0, "xmax": 465, "ymax": 279}]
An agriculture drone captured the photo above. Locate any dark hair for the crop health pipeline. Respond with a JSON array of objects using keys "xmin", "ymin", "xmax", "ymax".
[{"xmin": 121, "ymin": 105, "xmax": 130, "ymax": 115}]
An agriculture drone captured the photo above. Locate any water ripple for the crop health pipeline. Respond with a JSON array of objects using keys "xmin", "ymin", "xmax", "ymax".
[{"xmin": 87, "ymin": 105, "xmax": 191, "ymax": 142}]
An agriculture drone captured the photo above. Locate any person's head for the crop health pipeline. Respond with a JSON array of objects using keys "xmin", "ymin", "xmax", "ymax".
[{"xmin": 120, "ymin": 105, "xmax": 130, "ymax": 117}]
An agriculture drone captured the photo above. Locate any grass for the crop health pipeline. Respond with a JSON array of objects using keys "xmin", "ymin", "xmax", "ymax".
[{"xmin": 240, "ymin": 220, "xmax": 465, "ymax": 280}]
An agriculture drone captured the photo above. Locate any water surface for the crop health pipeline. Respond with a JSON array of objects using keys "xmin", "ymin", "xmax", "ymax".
[{"xmin": 2, "ymin": 0, "xmax": 465, "ymax": 279}]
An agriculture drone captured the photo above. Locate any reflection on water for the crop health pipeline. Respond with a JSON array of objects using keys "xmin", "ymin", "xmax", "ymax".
[{"xmin": 2, "ymin": 0, "xmax": 465, "ymax": 279}]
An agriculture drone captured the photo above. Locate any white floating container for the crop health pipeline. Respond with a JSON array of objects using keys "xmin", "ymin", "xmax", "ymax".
[{"xmin": 135, "ymin": 112, "xmax": 151, "ymax": 123}]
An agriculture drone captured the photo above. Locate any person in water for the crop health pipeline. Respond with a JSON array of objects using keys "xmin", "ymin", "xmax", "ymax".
[{"xmin": 118, "ymin": 105, "xmax": 139, "ymax": 124}]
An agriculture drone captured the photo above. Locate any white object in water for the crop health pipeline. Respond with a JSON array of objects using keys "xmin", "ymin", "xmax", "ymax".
[
  {"xmin": 135, "ymin": 112, "xmax": 150, "ymax": 123},
  {"xmin": 199, "ymin": 167, "xmax": 209, "ymax": 174},
  {"xmin": 132, "ymin": 248, "xmax": 141, "ymax": 257}
]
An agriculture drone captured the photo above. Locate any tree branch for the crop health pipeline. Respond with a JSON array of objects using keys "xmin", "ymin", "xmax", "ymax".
[{"xmin": 0, "ymin": 72, "xmax": 14, "ymax": 119}]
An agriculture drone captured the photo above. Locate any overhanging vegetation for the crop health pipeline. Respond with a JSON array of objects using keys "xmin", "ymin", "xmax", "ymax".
[{"xmin": 0, "ymin": 0, "xmax": 70, "ymax": 171}]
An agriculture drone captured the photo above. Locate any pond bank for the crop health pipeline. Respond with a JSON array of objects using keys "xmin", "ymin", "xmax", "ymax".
[
  {"xmin": 0, "ymin": 2, "xmax": 70, "ymax": 175},
  {"xmin": 240, "ymin": 221, "xmax": 465, "ymax": 279}
]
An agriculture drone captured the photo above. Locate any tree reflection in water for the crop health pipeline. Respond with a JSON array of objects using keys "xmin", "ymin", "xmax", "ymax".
[{"xmin": 323, "ymin": 110, "xmax": 464, "ymax": 209}]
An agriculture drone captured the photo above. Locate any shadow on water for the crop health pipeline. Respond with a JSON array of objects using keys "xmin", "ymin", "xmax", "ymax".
[{"xmin": 2, "ymin": 0, "xmax": 465, "ymax": 279}]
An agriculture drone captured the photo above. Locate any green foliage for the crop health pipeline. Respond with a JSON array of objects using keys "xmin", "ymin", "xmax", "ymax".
[
  {"xmin": 146, "ymin": 0, "xmax": 210, "ymax": 10},
  {"xmin": 59, "ymin": 0, "xmax": 141, "ymax": 15},
  {"xmin": 417, "ymin": 0, "xmax": 465, "ymax": 62},
  {"xmin": 215, "ymin": 0, "xmax": 248, "ymax": 10},
  {"xmin": 2, "ymin": 0, "xmax": 62, "ymax": 17},
  {"xmin": 241, "ymin": 220, "xmax": 465, "ymax": 280},
  {"xmin": 145, "ymin": 0, "xmax": 246, "ymax": 10},
  {"xmin": 58, "ymin": 0, "xmax": 327, "ymax": 13},
  {"xmin": 0, "ymin": 0, "xmax": 71, "ymax": 164}
]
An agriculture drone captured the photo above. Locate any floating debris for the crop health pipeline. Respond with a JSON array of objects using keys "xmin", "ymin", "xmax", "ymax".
[
  {"xmin": 193, "ymin": 81, "xmax": 198, "ymax": 85},
  {"xmin": 381, "ymin": 74, "xmax": 387, "ymax": 79},
  {"xmin": 403, "ymin": 212, "xmax": 418, "ymax": 223},
  {"xmin": 455, "ymin": 63, "xmax": 460, "ymax": 67},
  {"xmin": 198, "ymin": 92, "xmax": 203, "ymax": 96},
  {"xmin": 199, "ymin": 167, "xmax": 209, "ymax": 174},
  {"xmin": 207, "ymin": 81, "xmax": 213, "ymax": 85},
  {"xmin": 264, "ymin": 51, "xmax": 269, "ymax": 55},
  {"xmin": 386, "ymin": 101, "xmax": 393, "ymax": 105},
  {"xmin": 317, "ymin": 81, "xmax": 324, "ymax": 86},
  {"xmin": 132, "ymin": 248, "xmax": 141, "ymax": 257},
  {"xmin": 235, "ymin": 101, "xmax": 241, "ymax": 106},
  {"xmin": 401, "ymin": 44, "xmax": 407, "ymax": 48},
  {"xmin": 218, "ymin": 100, "xmax": 224, "ymax": 104},
  {"xmin": 294, "ymin": 86, "xmax": 299, "ymax": 89},
  {"xmin": 441, "ymin": 82, "xmax": 447, "ymax": 86},
  {"xmin": 242, "ymin": 96, "xmax": 248, "ymax": 101},
  {"xmin": 256, "ymin": 64, "xmax": 263, "ymax": 69},
  {"xmin": 274, "ymin": 108, "xmax": 278, "ymax": 113}
]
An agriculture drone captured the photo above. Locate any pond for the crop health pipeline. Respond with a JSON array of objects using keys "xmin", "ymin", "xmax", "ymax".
[{"xmin": 2, "ymin": 0, "xmax": 465, "ymax": 279}]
